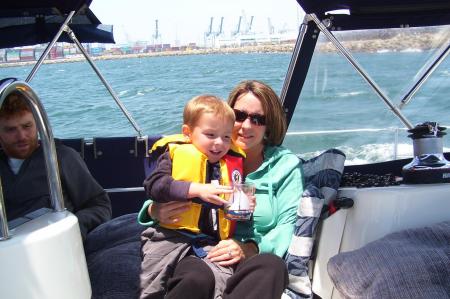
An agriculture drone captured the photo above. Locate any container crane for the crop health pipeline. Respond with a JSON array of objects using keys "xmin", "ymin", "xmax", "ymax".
[
  {"xmin": 152, "ymin": 19, "xmax": 161, "ymax": 47},
  {"xmin": 204, "ymin": 17, "xmax": 214, "ymax": 47},
  {"xmin": 205, "ymin": 17, "xmax": 214, "ymax": 37},
  {"xmin": 232, "ymin": 16, "xmax": 242, "ymax": 36},
  {"xmin": 248, "ymin": 16, "xmax": 254, "ymax": 33},
  {"xmin": 215, "ymin": 17, "xmax": 224, "ymax": 36},
  {"xmin": 267, "ymin": 17, "xmax": 274, "ymax": 35}
]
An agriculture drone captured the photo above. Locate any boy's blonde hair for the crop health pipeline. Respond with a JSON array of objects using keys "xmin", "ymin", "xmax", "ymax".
[{"xmin": 183, "ymin": 95, "xmax": 235, "ymax": 128}]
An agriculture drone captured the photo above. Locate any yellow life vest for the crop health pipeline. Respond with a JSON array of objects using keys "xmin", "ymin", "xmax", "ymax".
[{"xmin": 150, "ymin": 134, "xmax": 245, "ymax": 240}]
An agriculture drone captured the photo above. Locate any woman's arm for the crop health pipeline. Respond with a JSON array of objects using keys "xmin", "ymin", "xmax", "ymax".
[
  {"xmin": 137, "ymin": 200, "xmax": 191, "ymax": 226},
  {"xmin": 258, "ymin": 163, "xmax": 303, "ymax": 257}
]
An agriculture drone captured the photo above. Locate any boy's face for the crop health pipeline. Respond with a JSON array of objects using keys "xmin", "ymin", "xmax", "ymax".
[{"xmin": 183, "ymin": 113, "xmax": 233, "ymax": 163}]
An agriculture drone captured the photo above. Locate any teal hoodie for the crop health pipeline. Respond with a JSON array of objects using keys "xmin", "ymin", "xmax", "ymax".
[
  {"xmin": 138, "ymin": 145, "xmax": 304, "ymax": 258},
  {"xmin": 234, "ymin": 145, "xmax": 304, "ymax": 257}
]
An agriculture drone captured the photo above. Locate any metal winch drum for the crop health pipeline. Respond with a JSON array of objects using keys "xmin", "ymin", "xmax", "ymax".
[{"xmin": 402, "ymin": 122, "xmax": 450, "ymax": 184}]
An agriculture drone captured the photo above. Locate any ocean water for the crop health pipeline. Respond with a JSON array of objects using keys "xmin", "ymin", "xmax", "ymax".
[{"xmin": 0, "ymin": 52, "xmax": 449, "ymax": 164}]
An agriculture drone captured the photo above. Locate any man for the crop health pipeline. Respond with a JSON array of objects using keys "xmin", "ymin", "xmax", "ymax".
[{"xmin": 0, "ymin": 91, "xmax": 111, "ymax": 240}]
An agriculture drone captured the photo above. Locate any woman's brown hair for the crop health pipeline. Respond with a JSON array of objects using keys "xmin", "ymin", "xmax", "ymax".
[{"xmin": 228, "ymin": 80, "xmax": 287, "ymax": 146}]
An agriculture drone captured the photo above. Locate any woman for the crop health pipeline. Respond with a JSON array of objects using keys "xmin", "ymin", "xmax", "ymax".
[{"xmin": 139, "ymin": 80, "xmax": 304, "ymax": 298}]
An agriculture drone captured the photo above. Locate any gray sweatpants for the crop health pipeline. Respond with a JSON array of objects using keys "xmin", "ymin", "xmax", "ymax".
[{"xmin": 140, "ymin": 226, "xmax": 233, "ymax": 299}]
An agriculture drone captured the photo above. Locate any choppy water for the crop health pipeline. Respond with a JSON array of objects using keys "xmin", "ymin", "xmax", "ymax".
[{"xmin": 0, "ymin": 52, "xmax": 449, "ymax": 163}]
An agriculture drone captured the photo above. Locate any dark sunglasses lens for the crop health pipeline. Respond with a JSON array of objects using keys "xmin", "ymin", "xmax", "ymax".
[
  {"xmin": 250, "ymin": 115, "xmax": 265, "ymax": 126},
  {"xmin": 234, "ymin": 109, "xmax": 266, "ymax": 126},
  {"xmin": 234, "ymin": 110, "xmax": 248, "ymax": 122}
]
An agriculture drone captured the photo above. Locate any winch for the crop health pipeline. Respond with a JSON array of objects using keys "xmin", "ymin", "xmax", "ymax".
[{"xmin": 402, "ymin": 122, "xmax": 450, "ymax": 184}]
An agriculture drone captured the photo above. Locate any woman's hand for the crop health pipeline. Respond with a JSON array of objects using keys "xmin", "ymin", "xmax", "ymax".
[
  {"xmin": 149, "ymin": 201, "xmax": 191, "ymax": 224},
  {"xmin": 207, "ymin": 239, "xmax": 258, "ymax": 266}
]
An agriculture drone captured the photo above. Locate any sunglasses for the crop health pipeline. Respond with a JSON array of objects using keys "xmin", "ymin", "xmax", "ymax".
[{"xmin": 233, "ymin": 109, "xmax": 266, "ymax": 126}]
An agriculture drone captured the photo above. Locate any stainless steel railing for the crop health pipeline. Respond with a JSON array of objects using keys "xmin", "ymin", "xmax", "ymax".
[{"xmin": 0, "ymin": 79, "xmax": 65, "ymax": 240}]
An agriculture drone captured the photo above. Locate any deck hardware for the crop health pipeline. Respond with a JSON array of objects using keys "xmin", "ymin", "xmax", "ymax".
[
  {"xmin": 403, "ymin": 122, "xmax": 450, "ymax": 184},
  {"xmin": 322, "ymin": 18, "xmax": 332, "ymax": 28},
  {"xmin": 140, "ymin": 136, "xmax": 150, "ymax": 158},
  {"xmin": 105, "ymin": 187, "xmax": 145, "ymax": 193}
]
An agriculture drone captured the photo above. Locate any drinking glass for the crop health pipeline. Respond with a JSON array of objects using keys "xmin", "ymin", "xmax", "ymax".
[{"xmin": 224, "ymin": 182, "xmax": 255, "ymax": 221}]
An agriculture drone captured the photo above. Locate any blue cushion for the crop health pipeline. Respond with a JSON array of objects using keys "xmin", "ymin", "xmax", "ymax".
[
  {"xmin": 284, "ymin": 149, "xmax": 346, "ymax": 299},
  {"xmin": 85, "ymin": 213, "xmax": 145, "ymax": 299}
]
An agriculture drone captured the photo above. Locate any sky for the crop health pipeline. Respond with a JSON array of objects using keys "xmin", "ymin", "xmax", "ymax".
[{"xmin": 90, "ymin": 0, "xmax": 304, "ymax": 46}]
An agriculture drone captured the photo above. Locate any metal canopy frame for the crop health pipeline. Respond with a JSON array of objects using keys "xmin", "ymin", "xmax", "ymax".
[
  {"xmin": 398, "ymin": 40, "xmax": 450, "ymax": 109},
  {"xmin": 281, "ymin": 7, "xmax": 450, "ymax": 129},
  {"xmin": 23, "ymin": 11, "xmax": 143, "ymax": 137}
]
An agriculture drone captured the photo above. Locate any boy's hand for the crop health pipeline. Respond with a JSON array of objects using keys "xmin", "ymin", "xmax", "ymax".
[{"xmin": 188, "ymin": 183, "xmax": 233, "ymax": 206}]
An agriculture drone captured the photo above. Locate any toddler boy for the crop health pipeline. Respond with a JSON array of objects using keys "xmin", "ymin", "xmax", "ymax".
[{"xmin": 139, "ymin": 95, "xmax": 247, "ymax": 298}]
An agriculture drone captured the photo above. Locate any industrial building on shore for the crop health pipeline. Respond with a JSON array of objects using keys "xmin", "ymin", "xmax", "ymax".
[{"xmin": 0, "ymin": 13, "xmax": 299, "ymax": 64}]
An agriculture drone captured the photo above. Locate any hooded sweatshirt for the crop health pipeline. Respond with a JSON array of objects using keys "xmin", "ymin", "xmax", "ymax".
[
  {"xmin": 234, "ymin": 145, "xmax": 304, "ymax": 257},
  {"xmin": 138, "ymin": 145, "xmax": 304, "ymax": 258}
]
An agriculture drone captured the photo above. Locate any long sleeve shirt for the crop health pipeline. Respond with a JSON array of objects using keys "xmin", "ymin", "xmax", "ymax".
[{"xmin": 0, "ymin": 142, "xmax": 112, "ymax": 240}]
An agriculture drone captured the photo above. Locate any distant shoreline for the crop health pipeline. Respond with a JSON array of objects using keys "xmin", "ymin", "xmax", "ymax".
[
  {"xmin": 0, "ymin": 44, "xmax": 295, "ymax": 68},
  {"xmin": 0, "ymin": 33, "xmax": 437, "ymax": 68}
]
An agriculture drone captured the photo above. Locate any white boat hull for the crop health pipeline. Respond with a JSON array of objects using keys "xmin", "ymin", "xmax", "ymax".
[{"xmin": 0, "ymin": 211, "xmax": 91, "ymax": 299}]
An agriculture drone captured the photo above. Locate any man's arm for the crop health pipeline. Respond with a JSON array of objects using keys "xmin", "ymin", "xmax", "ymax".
[{"xmin": 58, "ymin": 145, "xmax": 112, "ymax": 240}]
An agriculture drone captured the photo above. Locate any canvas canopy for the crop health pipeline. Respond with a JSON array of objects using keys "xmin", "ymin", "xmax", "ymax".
[
  {"xmin": 297, "ymin": 0, "xmax": 450, "ymax": 30},
  {"xmin": 0, "ymin": 0, "xmax": 114, "ymax": 48}
]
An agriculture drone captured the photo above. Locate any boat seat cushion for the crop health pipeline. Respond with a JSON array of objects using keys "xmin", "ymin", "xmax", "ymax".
[
  {"xmin": 284, "ymin": 149, "xmax": 346, "ymax": 299},
  {"xmin": 60, "ymin": 138, "xmax": 84, "ymax": 158},
  {"xmin": 85, "ymin": 213, "xmax": 146, "ymax": 299},
  {"xmin": 327, "ymin": 221, "xmax": 450, "ymax": 298}
]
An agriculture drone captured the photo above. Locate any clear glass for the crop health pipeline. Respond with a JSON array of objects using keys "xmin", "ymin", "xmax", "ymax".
[
  {"xmin": 224, "ymin": 182, "xmax": 255, "ymax": 221},
  {"xmin": 285, "ymin": 25, "xmax": 450, "ymax": 164}
]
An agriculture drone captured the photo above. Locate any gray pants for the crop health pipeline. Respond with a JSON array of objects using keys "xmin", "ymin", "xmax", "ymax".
[{"xmin": 140, "ymin": 226, "xmax": 233, "ymax": 299}]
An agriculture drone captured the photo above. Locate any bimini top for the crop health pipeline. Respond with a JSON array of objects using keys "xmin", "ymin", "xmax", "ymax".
[
  {"xmin": 0, "ymin": 0, "xmax": 114, "ymax": 49},
  {"xmin": 297, "ymin": 0, "xmax": 450, "ymax": 30}
]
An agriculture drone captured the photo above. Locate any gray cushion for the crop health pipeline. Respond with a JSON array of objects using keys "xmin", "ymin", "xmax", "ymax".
[{"xmin": 327, "ymin": 221, "xmax": 450, "ymax": 299}]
